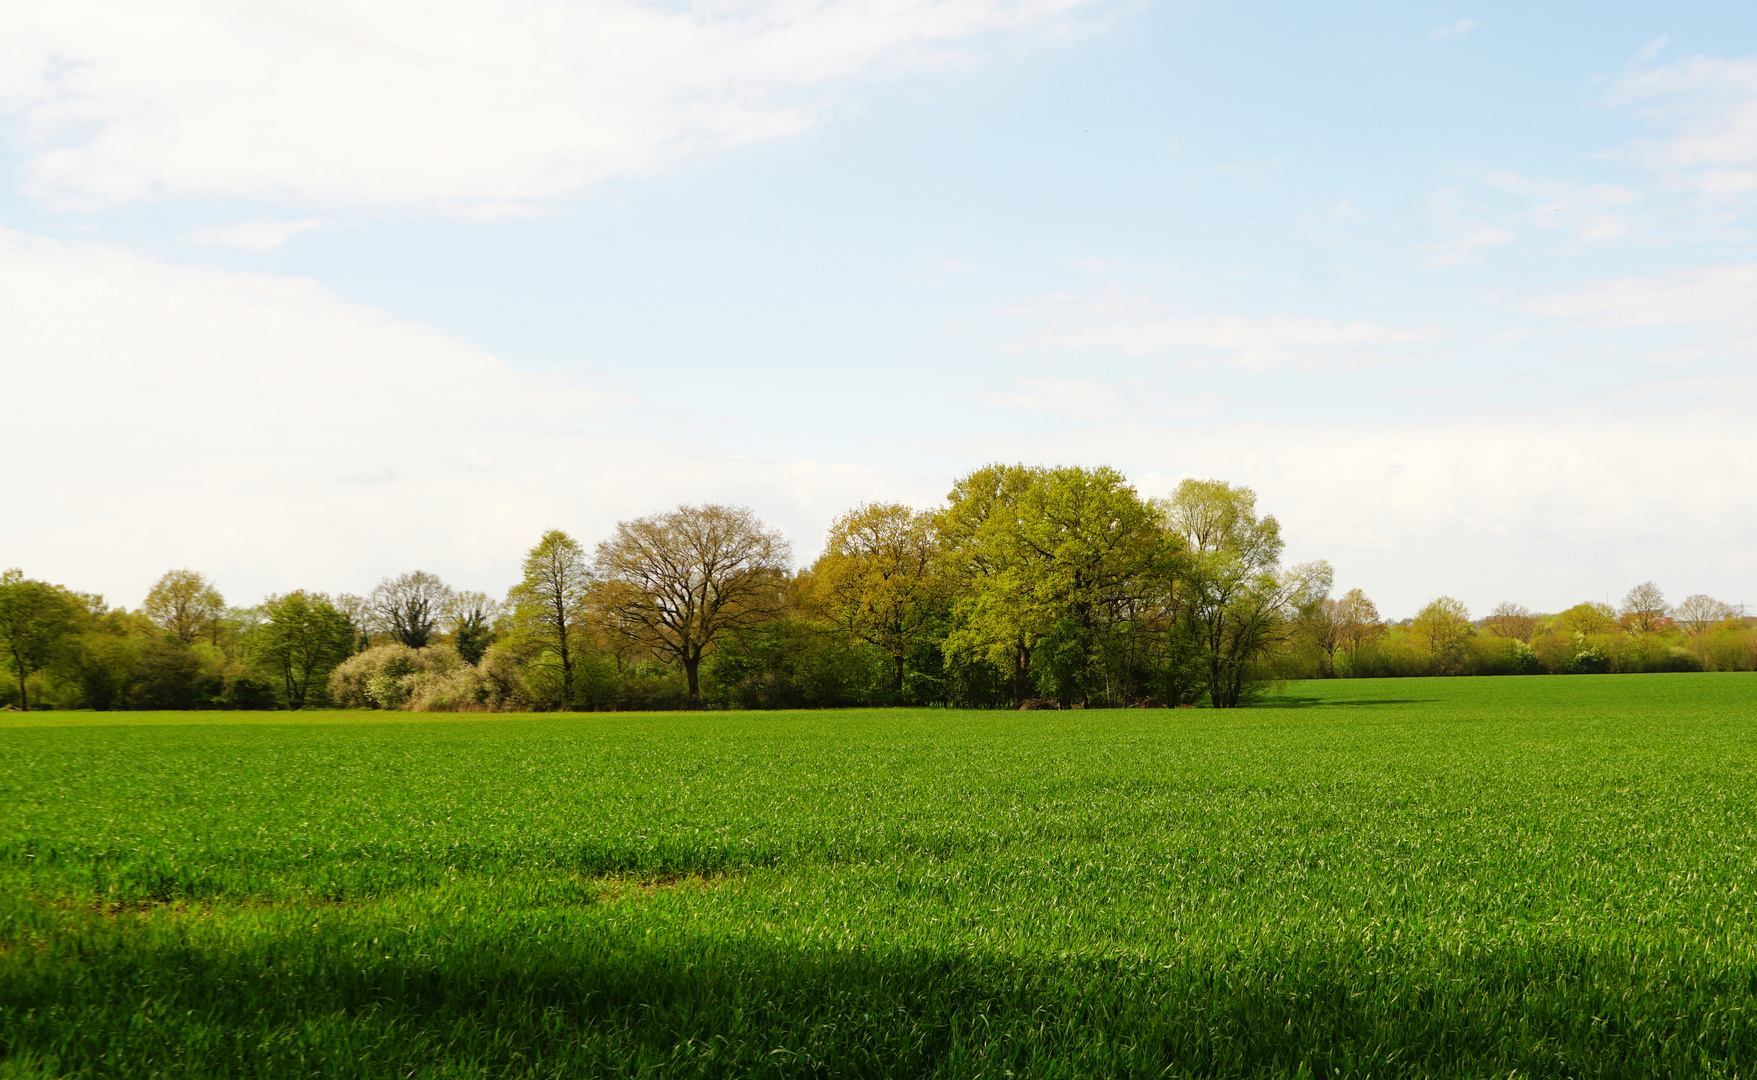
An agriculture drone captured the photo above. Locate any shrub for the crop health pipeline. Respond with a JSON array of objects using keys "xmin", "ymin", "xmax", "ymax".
[{"xmin": 329, "ymin": 644, "xmax": 463, "ymax": 709}]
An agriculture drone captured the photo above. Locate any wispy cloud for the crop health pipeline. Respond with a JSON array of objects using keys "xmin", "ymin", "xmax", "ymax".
[
  {"xmin": 1609, "ymin": 51, "xmax": 1757, "ymax": 197},
  {"xmin": 1429, "ymin": 19, "xmax": 1476, "ymax": 42},
  {"xmin": 1426, "ymin": 188, "xmax": 1516, "ymax": 264},
  {"xmin": 0, "ymin": 0, "xmax": 1107, "ymax": 218},
  {"xmin": 1527, "ymin": 262, "xmax": 1757, "ymax": 327},
  {"xmin": 185, "ymin": 217, "xmax": 323, "ymax": 250},
  {"xmin": 1010, "ymin": 286, "xmax": 1432, "ymax": 368}
]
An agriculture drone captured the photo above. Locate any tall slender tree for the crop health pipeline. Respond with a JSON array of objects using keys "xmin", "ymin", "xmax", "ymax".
[
  {"xmin": 506, "ymin": 531, "xmax": 591, "ymax": 708},
  {"xmin": 1157, "ymin": 479, "xmax": 1325, "ymax": 707}
]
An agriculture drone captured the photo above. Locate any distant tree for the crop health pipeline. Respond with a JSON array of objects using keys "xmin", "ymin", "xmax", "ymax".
[
  {"xmin": 1618, "ymin": 581, "xmax": 1670, "ymax": 636},
  {"xmin": 1411, "ymin": 596, "xmax": 1473, "ymax": 671},
  {"xmin": 1556, "ymin": 601, "xmax": 1618, "ymax": 636},
  {"xmin": 141, "ymin": 569, "xmax": 224, "ymax": 644},
  {"xmin": 446, "ymin": 590, "xmax": 501, "ymax": 666},
  {"xmin": 0, "ymin": 569, "xmax": 82, "ymax": 710},
  {"xmin": 809, "ymin": 502, "xmax": 946, "ymax": 700},
  {"xmin": 1483, "ymin": 601, "xmax": 1537, "ymax": 643},
  {"xmin": 253, "ymin": 591, "xmax": 355, "ymax": 709},
  {"xmin": 1674, "ymin": 594, "xmax": 1739, "ymax": 636},
  {"xmin": 1334, "ymin": 588, "xmax": 1384, "ymax": 669},
  {"xmin": 507, "ymin": 530, "xmax": 592, "ymax": 709},
  {"xmin": 1157, "ymin": 479, "xmax": 1327, "ymax": 707},
  {"xmin": 331, "ymin": 593, "xmax": 374, "ymax": 651},
  {"xmin": 369, "ymin": 571, "xmax": 455, "ymax": 648},
  {"xmin": 594, "ymin": 505, "xmax": 791, "ymax": 708},
  {"xmin": 1296, "ymin": 594, "xmax": 1345, "ymax": 677}
]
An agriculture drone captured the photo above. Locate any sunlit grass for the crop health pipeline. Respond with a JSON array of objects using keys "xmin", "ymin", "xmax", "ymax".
[{"xmin": 3, "ymin": 673, "xmax": 1756, "ymax": 1077}]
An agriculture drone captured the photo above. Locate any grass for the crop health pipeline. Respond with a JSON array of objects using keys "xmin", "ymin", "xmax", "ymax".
[{"xmin": 2, "ymin": 672, "xmax": 1756, "ymax": 1078}]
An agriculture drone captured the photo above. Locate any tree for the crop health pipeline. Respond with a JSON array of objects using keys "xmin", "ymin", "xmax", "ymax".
[
  {"xmin": 1335, "ymin": 588, "xmax": 1384, "ymax": 670},
  {"xmin": 0, "ymin": 570, "xmax": 82, "ymax": 710},
  {"xmin": 1296, "ymin": 595, "xmax": 1345, "ymax": 677},
  {"xmin": 1157, "ymin": 479, "xmax": 1326, "ymax": 707},
  {"xmin": 141, "ymin": 569, "xmax": 224, "ymax": 644},
  {"xmin": 1674, "ymin": 594, "xmax": 1739, "ymax": 636},
  {"xmin": 940, "ymin": 464, "xmax": 1171, "ymax": 706},
  {"xmin": 1556, "ymin": 601, "xmax": 1617, "ymax": 636},
  {"xmin": 447, "ymin": 590, "xmax": 501, "ymax": 666},
  {"xmin": 1411, "ymin": 596, "xmax": 1473, "ymax": 672},
  {"xmin": 506, "ymin": 531, "xmax": 592, "ymax": 709},
  {"xmin": 252, "ymin": 591, "xmax": 355, "ymax": 709},
  {"xmin": 594, "ymin": 505, "xmax": 791, "ymax": 708},
  {"xmin": 1483, "ymin": 601, "xmax": 1537, "ymax": 643},
  {"xmin": 808, "ymin": 503, "xmax": 946, "ymax": 700},
  {"xmin": 370, "ymin": 571, "xmax": 455, "ymax": 648},
  {"xmin": 1619, "ymin": 581, "xmax": 1670, "ymax": 636}
]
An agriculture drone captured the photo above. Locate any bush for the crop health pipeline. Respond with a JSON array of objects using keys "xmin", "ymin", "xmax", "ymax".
[{"xmin": 329, "ymin": 644, "xmax": 465, "ymax": 709}]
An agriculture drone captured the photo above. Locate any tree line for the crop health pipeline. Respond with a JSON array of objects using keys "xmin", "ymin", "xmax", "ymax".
[{"xmin": 3, "ymin": 465, "xmax": 1751, "ymax": 713}]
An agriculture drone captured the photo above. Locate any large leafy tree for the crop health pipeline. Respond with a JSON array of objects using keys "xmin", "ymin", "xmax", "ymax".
[
  {"xmin": 0, "ymin": 569, "xmax": 83, "ymax": 710},
  {"xmin": 941, "ymin": 464, "xmax": 1170, "ymax": 706},
  {"xmin": 506, "ymin": 531, "xmax": 592, "ymax": 709},
  {"xmin": 808, "ymin": 502, "xmax": 946, "ymax": 701},
  {"xmin": 594, "ymin": 504, "xmax": 790, "ymax": 708},
  {"xmin": 1158, "ymin": 479, "xmax": 1328, "ymax": 708},
  {"xmin": 141, "ymin": 569, "xmax": 225, "ymax": 644},
  {"xmin": 1411, "ymin": 596, "xmax": 1474, "ymax": 671},
  {"xmin": 253, "ymin": 591, "xmax": 356, "ymax": 709}
]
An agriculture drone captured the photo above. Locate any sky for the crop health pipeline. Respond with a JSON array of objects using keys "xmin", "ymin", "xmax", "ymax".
[{"xmin": 3, "ymin": 0, "xmax": 1756, "ymax": 619}]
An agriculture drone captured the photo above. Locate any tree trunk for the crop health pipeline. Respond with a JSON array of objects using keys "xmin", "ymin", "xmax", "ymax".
[
  {"xmin": 9, "ymin": 651, "xmax": 27, "ymax": 711},
  {"xmin": 684, "ymin": 648, "xmax": 701, "ymax": 708},
  {"xmin": 891, "ymin": 653, "xmax": 905, "ymax": 701},
  {"xmin": 1012, "ymin": 641, "xmax": 1031, "ymax": 706}
]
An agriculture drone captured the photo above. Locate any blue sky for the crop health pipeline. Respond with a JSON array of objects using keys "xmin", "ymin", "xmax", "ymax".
[{"xmin": 4, "ymin": 0, "xmax": 1756, "ymax": 618}]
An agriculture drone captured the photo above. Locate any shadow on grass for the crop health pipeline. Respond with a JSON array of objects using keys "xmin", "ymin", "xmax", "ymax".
[{"xmin": 2, "ymin": 917, "xmax": 1750, "ymax": 1079}]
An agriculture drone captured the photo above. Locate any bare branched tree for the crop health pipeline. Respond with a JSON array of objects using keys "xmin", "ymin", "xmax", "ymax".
[
  {"xmin": 369, "ymin": 570, "xmax": 455, "ymax": 648},
  {"xmin": 1673, "ymin": 594, "xmax": 1738, "ymax": 636},
  {"xmin": 1335, "ymin": 588, "xmax": 1384, "ymax": 669},
  {"xmin": 1483, "ymin": 601, "xmax": 1537, "ymax": 643},
  {"xmin": 593, "ymin": 504, "xmax": 791, "ymax": 707},
  {"xmin": 1619, "ymin": 581, "xmax": 1669, "ymax": 636}
]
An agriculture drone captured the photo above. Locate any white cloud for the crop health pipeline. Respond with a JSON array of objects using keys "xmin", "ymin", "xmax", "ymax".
[
  {"xmin": 1610, "ymin": 52, "xmax": 1757, "ymax": 196},
  {"xmin": 1428, "ymin": 19, "xmax": 1476, "ymax": 42},
  {"xmin": 185, "ymin": 217, "xmax": 324, "ymax": 250},
  {"xmin": 983, "ymin": 378, "xmax": 1224, "ymax": 421},
  {"xmin": 0, "ymin": 228, "xmax": 940, "ymax": 604},
  {"xmin": 0, "ymin": 0, "xmax": 1100, "ymax": 217},
  {"xmin": 1427, "ymin": 187, "xmax": 1517, "ymax": 264},
  {"xmin": 1527, "ymin": 262, "xmax": 1757, "ymax": 327},
  {"xmin": 1010, "ymin": 286, "xmax": 1432, "ymax": 368},
  {"xmin": 982, "ymin": 378, "xmax": 1117, "ymax": 420}
]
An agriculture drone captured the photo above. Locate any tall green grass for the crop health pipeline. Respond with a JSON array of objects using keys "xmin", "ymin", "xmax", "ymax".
[{"xmin": 3, "ymin": 672, "xmax": 1756, "ymax": 1077}]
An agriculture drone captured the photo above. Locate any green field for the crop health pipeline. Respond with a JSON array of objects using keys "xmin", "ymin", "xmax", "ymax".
[{"xmin": 3, "ymin": 674, "xmax": 1756, "ymax": 1078}]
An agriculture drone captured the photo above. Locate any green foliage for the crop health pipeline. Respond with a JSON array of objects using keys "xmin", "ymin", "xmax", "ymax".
[
  {"xmin": 0, "ymin": 570, "xmax": 83, "ymax": 710},
  {"xmin": 251, "ymin": 592, "xmax": 356, "ymax": 709},
  {"xmin": 4, "ymin": 673, "xmax": 1757, "ymax": 1077}
]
